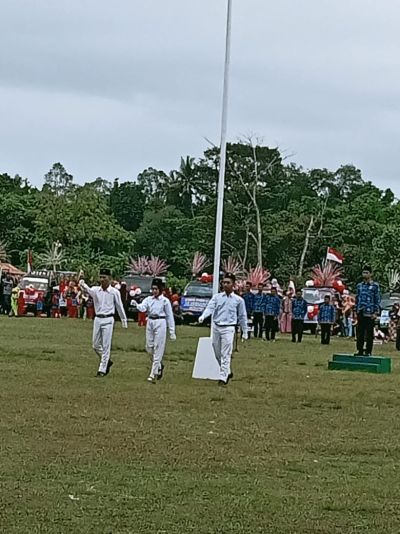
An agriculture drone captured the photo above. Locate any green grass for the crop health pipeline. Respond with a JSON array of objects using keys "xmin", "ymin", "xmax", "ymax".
[{"xmin": 1, "ymin": 317, "xmax": 400, "ymax": 533}]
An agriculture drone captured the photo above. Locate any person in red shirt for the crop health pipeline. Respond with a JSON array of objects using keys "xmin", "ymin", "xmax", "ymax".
[
  {"xmin": 17, "ymin": 291, "xmax": 25, "ymax": 316},
  {"xmin": 51, "ymin": 289, "xmax": 60, "ymax": 318},
  {"xmin": 86, "ymin": 296, "xmax": 94, "ymax": 320}
]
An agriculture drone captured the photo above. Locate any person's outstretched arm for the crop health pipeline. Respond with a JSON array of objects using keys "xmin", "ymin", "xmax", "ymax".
[{"xmin": 79, "ymin": 279, "xmax": 96, "ymax": 299}]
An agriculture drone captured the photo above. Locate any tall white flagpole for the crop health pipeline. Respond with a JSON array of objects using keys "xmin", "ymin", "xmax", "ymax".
[
  {"xmin": 212, "ymin": 0, "xmax": 233, "ymax": 296},
  {"xmin": 192, "ymin": 0, "xmax": 234, "ymax": 380}
]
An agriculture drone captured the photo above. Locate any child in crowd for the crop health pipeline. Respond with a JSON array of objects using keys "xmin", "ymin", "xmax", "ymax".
[
  {"xmin": 51, "ymin": 289, "xmax": 60, "ymax": 318},
  {"xmin": 36, "ymin": 293, "xmax": 44, "ymax": 317}
]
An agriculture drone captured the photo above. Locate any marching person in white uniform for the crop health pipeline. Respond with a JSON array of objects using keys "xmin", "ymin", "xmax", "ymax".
[
  {"xmin": 198, "ymin": 272, "xmax": 248, "ymax": 386},
  {"xmin": 79, "ymin": 268, "xmax": 127, "ymax": 377},
  {"xmin": 134, "ymin": 278, "xmax": 176, "ymax": 383}
]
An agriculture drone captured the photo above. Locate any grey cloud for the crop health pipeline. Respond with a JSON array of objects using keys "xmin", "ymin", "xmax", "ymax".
[{"xmin": 1, "ymin": 0, "xmax": 400, "ymax": 196}]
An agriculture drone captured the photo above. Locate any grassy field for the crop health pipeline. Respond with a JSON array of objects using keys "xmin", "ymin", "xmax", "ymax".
[{"xmin": 1, "ymin": 317, "xmax": 400, "ymax": 533}]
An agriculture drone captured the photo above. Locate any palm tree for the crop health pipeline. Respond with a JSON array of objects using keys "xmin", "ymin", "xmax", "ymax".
[
  {"xmin": 38, "ymin": 241, "xmax": 65, "ymax": 272},
  {"xmin": 170, "ymin": 156, "xmax": 197, "ymax": 217},
  {"xmin": 387, "ymin": 269, "xmax": 400, "ymax": 293}
]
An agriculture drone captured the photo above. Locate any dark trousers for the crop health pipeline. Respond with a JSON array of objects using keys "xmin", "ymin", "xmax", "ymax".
[
  {"xmin": 320, "ymin": 323, "xmax": 331, "ymax": 345},
  {"xmin": 253, "ymin": 312, "xmax": 264, "ymax": 338},
  {"xmin": 356, "ymin": 314, "xmax": 374, "ymax": 355},
  {"xmin": 2, "ymin": 294, "xmax": 11, "ymax": 314},
  {"xmin": 396, "ymin": 328, "xmax": 400, "ymax": 351},
  {"xmin": 264, "ymin": 315, "xmax": 277, "ymax": 340},
  {"xmin": 291, "ymin": 319, "xmax": 304, "ymax": 342}
]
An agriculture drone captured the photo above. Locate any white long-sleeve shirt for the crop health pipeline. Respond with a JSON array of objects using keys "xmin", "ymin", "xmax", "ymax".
[
  {"xmin": 136, "ymin": 295, "xmax": 175, "ymax": 335},
  {"xmin": 79, "ymin": 280, "xmax": 127, "ymax": 326},
  {"xmin": 200, "ymin": 292, "xmax": 248, "ymax": 334}
]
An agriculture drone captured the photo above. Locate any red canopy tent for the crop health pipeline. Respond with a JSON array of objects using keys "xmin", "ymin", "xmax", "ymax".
[{"xmin": 0, "ymin": 262, "xmax": 25, "ymax": 276}]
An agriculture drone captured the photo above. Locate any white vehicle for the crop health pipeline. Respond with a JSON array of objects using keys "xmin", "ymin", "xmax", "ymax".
[
  {"xmin": 19, "ymin": 271, "xmax": 53, "ymax": 314},
  {"xmin": 302, "ymin": 286, "xmax": 336, "ymax": 333}
]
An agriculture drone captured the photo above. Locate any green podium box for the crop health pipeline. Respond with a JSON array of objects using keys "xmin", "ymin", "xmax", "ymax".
[{"xmin": 328, "ymin": 354, "xmax": 392, "ymax": 374}]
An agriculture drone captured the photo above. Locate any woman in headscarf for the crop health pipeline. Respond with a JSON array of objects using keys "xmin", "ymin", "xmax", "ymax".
[{"xmin": 280, "ymin": 289, "xmax": 293, "ymax": 334}]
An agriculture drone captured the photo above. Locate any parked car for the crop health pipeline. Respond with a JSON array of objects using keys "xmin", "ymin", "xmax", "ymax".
[
  {"xmin": 377, "ymin": 293, "xmax": 400, "ymax": 329},
  {"xmin": 180, "ymin": 280, "xmax": 213, "ymax": 324},
  {"xmin": 19, "ymin": 271, "xmax": 54, "ymax": 314},
  {"xmin": 122, "ymin": 274, "xmax": 166, "ymax": 319},
  {"xmin": 302, "ymin": 286, "xmax": 336, "ymax": 334}
]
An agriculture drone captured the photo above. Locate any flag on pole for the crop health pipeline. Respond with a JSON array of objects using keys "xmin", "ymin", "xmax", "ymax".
[
  {"xmin": 326, "ymin": 247, "xmax": 344, "ymax": 264},
  {"xmin": 27, "ymin": 249, "xmax": 32, "ymax": 273}
]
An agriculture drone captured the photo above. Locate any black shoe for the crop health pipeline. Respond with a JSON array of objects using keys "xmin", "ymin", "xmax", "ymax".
[
  {"xmin": 96, "ymin": 372, "xmax": 106, "ymax": 378},
  {"xmin": 355, "ymin": 352, "xmax": 364, "ymax": 356},
  {"xmin": 157, "ymin": 363, "xmax": 165, "ymax": 381},
  {"xmin": 218, "ymin": 379, "xmax": 227, "ymax": 386},
  {"xmin": 227, "ymin": 372, "xmax": 233, "ymax": 383},
  {"xmin": 105, "ymin": 360, "xmax": 114, "ymax": 375}
]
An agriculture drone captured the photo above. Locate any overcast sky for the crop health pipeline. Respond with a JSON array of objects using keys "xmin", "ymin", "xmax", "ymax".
[{"xmin": 1, "ymin": 0, "xmax": 400, "ymax": 195}]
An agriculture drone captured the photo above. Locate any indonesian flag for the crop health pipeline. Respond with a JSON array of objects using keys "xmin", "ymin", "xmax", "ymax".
[{"xmin": 326, "ymin": 247, "xmax": 344, "ymax": 264}]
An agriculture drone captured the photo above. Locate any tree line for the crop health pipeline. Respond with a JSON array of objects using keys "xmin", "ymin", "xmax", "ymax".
[{"xmin": 0, "ymin": 140, "xmax": 398, "ymax": 290}]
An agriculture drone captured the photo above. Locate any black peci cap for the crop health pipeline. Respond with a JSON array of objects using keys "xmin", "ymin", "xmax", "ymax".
[
  {"xmin": 152, "ymin": 278, "xmax": 164, "ymax": 289},
  {"xmin": 99, "ymin": 268, "xmax": 112, "ymax": 277}
]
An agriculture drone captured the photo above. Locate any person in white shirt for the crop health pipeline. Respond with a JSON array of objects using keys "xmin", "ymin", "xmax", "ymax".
[
  {"xmin": 134, "ymin": 278, "xmax": 176, "ymax": 383},
  {"xmin": 79, "ymin": 268, "xmax": 127, "ymax": 377},
  {"xmin": 199, "ymin": 272, "xmax": 248, "ymax": 386}
]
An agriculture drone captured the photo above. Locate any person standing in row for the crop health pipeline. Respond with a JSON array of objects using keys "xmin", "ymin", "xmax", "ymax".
[
  {"xmin": 264, "ymin": 287, "xmax": 281, "ymax": 341},
  {"xmin": 242, "ymin": 281, "xmax": 254, "ymax": 318},
  {"xmin": 318, "ymin": 295, "xmax": 336, "ymax": 345},
  {"xmin": 199, "ymin": 273, "xmax": 248, "ymax": 386},
  {"xmin": 1, "ymin": 273, "xmax": 13, "ymax": 315},
  {"xmin": 79, "ymin": 268, "xmax": 127, "ymax": 377},
  {"xmin": 291, "ymin": 289, "xmax": 308, "ymax": 343},
  {"xmin": 395, "ymin": 307, "xmax": 400, "ymax": 351},
  {"xmin": 134, "ymin": 278, "xmax": 176, "ymax": 383},
  {"xmin": 252, "ymin": 283, "xmax": 265, "ymax": 339},
  {"xmin": 280, "ymin": 290, "xmax": 293, "ymax": 334},
  {"xmin": 355, "ymin": 265, "xmax": 381, "ymax": 356},
  {"xmin": 10, "ymin": 286, "xmax": 19, "ymax": 317}
]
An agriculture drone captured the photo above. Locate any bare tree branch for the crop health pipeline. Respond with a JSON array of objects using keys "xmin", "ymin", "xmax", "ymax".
[{"xmin": 298, "ymin": 215, "xmax": 315, "ymax": 277}]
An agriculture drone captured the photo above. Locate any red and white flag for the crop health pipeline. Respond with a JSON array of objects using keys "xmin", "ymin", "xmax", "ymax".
[{"xmin": 326, "ymin": 247, "xmax": 344, "ymax": 264}]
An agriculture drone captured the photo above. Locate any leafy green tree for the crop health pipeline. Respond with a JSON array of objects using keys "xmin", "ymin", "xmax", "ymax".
[
  {"xmin": 43, "ymin": 163, "xmax": 73, "ymax": 196},
  {"xmin": 110, "ymin": 179, "xmax": 146, "ymax": 232}
]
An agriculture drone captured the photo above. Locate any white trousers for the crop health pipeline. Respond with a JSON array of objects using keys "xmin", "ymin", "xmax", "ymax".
[
  {"xmin": 146, "ymin": 318, "xmax": 167, "ymax": 377},
  {"xmin": 92, "ymin": 317, "xmax": 114, "ymax": 373},
  {"xmin": 212, "ymin": 325, "xmax": 235, "ymax": 382}
]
